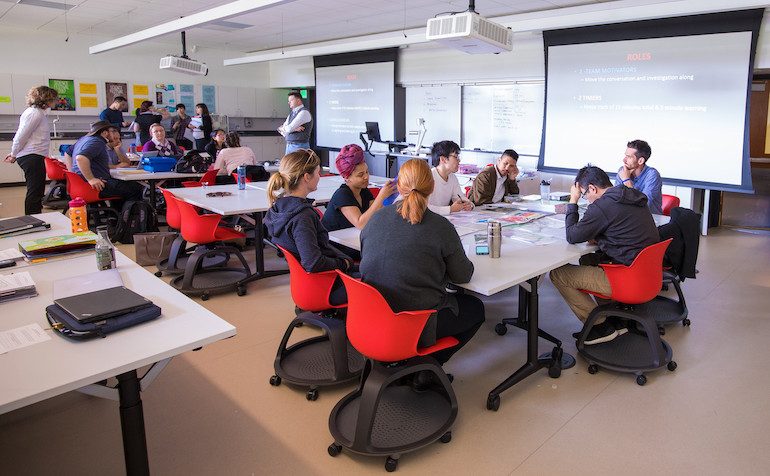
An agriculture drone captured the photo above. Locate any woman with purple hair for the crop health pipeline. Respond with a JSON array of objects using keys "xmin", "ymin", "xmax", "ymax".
[{"xmin": 321, "ymin": 144, "xmax": 396, "ymax": 232}]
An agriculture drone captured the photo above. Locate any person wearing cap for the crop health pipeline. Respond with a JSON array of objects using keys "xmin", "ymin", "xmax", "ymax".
[
  {"xmin": 71, "ymin": 120, "xmax": 144, "ymax": 203},
  {"xmin": 321, "ymin": 144, "xmax": 397, "ymax": 232},
  {"xmin": 64, "ymin": 122, "xmax": 130, "ymax": 171}
]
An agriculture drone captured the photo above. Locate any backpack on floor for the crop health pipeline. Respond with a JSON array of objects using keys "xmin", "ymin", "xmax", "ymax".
[
  {"xmin": 175, "ymin": 150, "xmax": 211, "ymax": 173},
  {"xmin": 112, "ymin": 200, "xmax": 158, "ymax": 244}
]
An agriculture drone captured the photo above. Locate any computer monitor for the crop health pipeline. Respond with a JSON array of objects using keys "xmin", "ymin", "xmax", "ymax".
[{"xmin": 365, "ymin": 122, "xmax": 381, "ymax": 142}]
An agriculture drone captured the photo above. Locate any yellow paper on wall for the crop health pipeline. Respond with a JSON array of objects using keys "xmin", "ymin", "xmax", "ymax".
[
  {"xmin": 80, "ymin": 97, "xmax": 98, "ymax": 108},
  {"xmin": 133, "ymin": 85, "xmax": 148, "ymax": 95},
  {"xmin": 79, "ymin": 83, "xmax": 97, "ymax": 94},
  {"xmin": 133, "ymin": 98, "xmax": 146, "ymax": 108}
]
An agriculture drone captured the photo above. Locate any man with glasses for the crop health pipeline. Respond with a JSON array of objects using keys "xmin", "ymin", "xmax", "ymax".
[
  {"xmin": 468, "ymin": 149, "xmax": 520, "ymax": 205},
  {"xmin": 427, "ymin": 140, "xmax": 473, "ymax": 215},
  {"xmin": 549, "ymin": 165, "xmax": 658, "ymax": 345}
]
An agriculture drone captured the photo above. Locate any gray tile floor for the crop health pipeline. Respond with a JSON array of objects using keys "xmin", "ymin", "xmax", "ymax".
[{"xmin": 1, "ymin": 184, "xmax": 769, "ymax": 475}]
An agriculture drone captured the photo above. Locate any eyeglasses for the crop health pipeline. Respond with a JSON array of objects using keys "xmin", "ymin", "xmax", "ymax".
[
  {"xmin": 206, "ymin": 191, "xmax": 232, "ymax": 197},
  {"xmin": 298, "ymin": 148, "xmax": 318, "ymax": 169},
  {"xmin": 448, "ymin": 153, "xmax": 460, "ymax": 160},
  {"xmin": 580, "ymin": 186, "xmax": 591, "ymax": 200}
]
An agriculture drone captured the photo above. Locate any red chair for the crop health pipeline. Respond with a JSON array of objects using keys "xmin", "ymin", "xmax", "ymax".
[
  {"xmin": 168, "ymin": 194, "xmax": 251, "ymax": 300},
  {"xmin": 368, "ymin": 187, "xmax": 380, "ymax": 199},
  {"xmin": 63, "ymin": 170, "xmax": 120, "ymax": 229},
  {"xmin": 577, "ymin": 239, "xmax": 676, "ymax": 385},
  {"xmin": 182, "ymin": 169, "xmax": 219, "ymax": 188},
  {"xmin": 154, "ymin": 188, "xmax": 226, "ymax": 276},
  {"xmin": 661, "ymin": 194, "xmax": 680, "ymax": 216},
  {"xmin": 269, "ymin": 246, "xmax": 363, "ymax": 401},
  {"xmin": 327, "ymin": 272, "xmax": 457, "ymax": 472},
  {"xmin": 43, "ymin": 157, "xmax": 69, "ymax": 208}
]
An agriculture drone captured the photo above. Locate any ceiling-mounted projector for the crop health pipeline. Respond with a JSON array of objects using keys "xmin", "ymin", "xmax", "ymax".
[
  {"xmin": 159, "ymin": 55, "xmax": 208, "ymax": 76},
  {"xmin": 159, "ymin": 31, "xmax": 208, "ymax": 75},
  {"xmin": 426, "ymin": 11, "xmax": 512, "ymax": 54}
]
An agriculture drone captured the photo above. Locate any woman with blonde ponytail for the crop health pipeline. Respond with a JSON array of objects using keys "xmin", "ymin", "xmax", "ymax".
[
  {"xmin": 359, "ymin": 158, "xmax": 485, "ymax": 367},
  {"xmin": 264, "ymin": 149, "xmax": 354, "ymax": 305}
]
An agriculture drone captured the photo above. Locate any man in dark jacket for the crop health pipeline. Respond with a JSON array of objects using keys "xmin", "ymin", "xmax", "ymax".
[{"xmin": 550, "ymin": 165, "xmax": 659, "ymax": 345}]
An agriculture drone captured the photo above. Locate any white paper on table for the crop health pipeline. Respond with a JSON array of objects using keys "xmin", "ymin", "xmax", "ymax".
[
  {"xmin": 0, "ymin": 248, "xmax": 24, "ymax": 260},
  {"xmin": 0, "ymin": 323, "xmax": 51, "ymax": 354},
  {"xmin": 0, "ymin": 271, "xmax": 35, "ymax": 293}
]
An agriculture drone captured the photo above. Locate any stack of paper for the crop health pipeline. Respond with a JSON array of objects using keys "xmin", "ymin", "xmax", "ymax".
[
  {"xmin": 0, "ymin": 271, "xmax": 37, "ymax": 303},
  {"xmin": 18, "ymin": 232, "xmax": 97, "ymax": 262}
]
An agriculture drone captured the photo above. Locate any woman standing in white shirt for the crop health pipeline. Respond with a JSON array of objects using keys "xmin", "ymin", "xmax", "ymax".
[
  {"xmin": 4, "ymin": 85, "xmax": 58, "ymax": 214},
  {"xmin": 427, "ymin": 140, "xmax": 473, "ymax": 216}
]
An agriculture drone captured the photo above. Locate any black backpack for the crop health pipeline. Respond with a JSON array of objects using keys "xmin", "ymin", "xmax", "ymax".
[
  {"xmin": 112, "ymin": 201, "xmax": 158, "ymax": 244},
  {"xmin": 175, "ymin": 150, "xmax": 211, "ymax": 173}
]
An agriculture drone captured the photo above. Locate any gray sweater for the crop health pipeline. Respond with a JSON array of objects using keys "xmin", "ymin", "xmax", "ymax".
[{"xmin": 360, "ymin": 205, "xmax": 473, "ymax": 317}]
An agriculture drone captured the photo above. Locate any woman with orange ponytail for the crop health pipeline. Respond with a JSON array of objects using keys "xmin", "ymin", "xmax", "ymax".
[{"xmin": 359, "ymin": 158, "xmax": 485, "ymax": 367}]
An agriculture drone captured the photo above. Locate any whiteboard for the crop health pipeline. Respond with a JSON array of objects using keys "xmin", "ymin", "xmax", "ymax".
[
  {"xmin": 405, "ymin": 86, "xmax": 461, "ymax": 146},
  {"xmin": 462, "ymin": 83, "xmax": 544, "ymax": 155}
]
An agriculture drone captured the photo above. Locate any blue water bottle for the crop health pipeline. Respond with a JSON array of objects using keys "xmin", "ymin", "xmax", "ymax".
[{"xmin": 237, "ymin": 164, "xmax": 246, "ymax": 190}]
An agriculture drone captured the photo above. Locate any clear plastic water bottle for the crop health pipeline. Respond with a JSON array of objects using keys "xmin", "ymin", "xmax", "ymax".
[
  {"xmin": 95, "ymin": 225, "xmax": 116, "ymax": 271},
  {"xmin": 237, "ymin": 164, "xmax": 246, "ymax": 190}
]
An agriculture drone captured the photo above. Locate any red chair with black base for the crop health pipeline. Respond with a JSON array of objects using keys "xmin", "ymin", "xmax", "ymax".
[
  {"xmin": 661, "ymin": 194, "xmax": 680, "ymax": 216},
  {"xmin": 327, "ymin": 272, "xmax": 457, "ymax": 472},
  {"xmin": 181, "ymin": 169, "xmax": 219, "ymax": 188},
  {"xmin": 577, "ymin": 239, "xmax": 677, "ymax": 386},
  {"xmin": 154, "ymin": 188, "xmax": 227, "ymax": 276},
  {"xmin": 269, "ymin": 246, "xmax": 364, "ymax": 401},
  {"xmin": 43, "ymin": 157, "xmax": 69, "ymax": 209},
  {"xmin": 168, "ymin": 194, "xmax": 251, "ymax": 300},
  {"xmin": 63, "ymin": 170, "xmax": 120, "ymax": 229}
]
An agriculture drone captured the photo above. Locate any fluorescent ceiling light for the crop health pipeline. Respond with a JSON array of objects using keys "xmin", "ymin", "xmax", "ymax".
[
  {"xmin": 17, "ymin": 0, "xmax": 74, "ymax": 10},
  {"xmin": 89, "ymin": 0, "xmax": 290, "ymax": 54}
]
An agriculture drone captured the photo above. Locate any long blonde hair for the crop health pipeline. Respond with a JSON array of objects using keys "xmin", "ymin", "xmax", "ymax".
[
  {"xmin": 266, "ymin": 149, "xmax": 321, "ymax": 206},
  {"xmin": 396, "ymin": 158, "xmax": 434, "ymax": 224}
]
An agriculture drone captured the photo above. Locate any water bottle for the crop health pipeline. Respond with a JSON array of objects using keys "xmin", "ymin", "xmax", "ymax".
[
  {"xmin": 488, "ymin": 220, "xmax": 502, "ymax": 259},
  {"xmin": 540, "ymin": 179, "xmax": 551, "ymax": 202},
  {"xmin": 68, "ymin": 197, "xmax": 87, "ymax": 233},
  {"xmin": 130, "ymin": 143, "xmax": 137, "ymax": 154},
  {"xmin": 237, "ymin": 164, "xmax": 246, "ymax": 190},
  {"xmin": 95, "ymin": 225, "xmax": 116, "ymax": 271}
]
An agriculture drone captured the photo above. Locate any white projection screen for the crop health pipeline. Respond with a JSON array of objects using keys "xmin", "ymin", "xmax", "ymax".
[{"xmin": 540, "ymin": 10, "xmax": 763, "ymax": 192}]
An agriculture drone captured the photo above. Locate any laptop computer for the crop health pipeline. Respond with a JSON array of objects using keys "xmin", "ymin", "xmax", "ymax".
[{"xmin": 54, "ymin": 286, "xmax": 154, "ymax": 323}]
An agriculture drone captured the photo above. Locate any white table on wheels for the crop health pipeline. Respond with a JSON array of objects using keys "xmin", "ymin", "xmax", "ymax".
[
  {"xmin": 0, "ymin": 212, "xmax": 236, "ymax": 475},
  {"xmin": 110, "ymin": 168, "xmax": 205, "ymax": 208},
  {"xmin": 329, "ymin": 212, "xmax": 598, "ymax": 411}
]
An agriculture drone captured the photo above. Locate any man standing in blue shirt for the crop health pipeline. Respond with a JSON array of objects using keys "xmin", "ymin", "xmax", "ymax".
[
  {"xmin": 99, "ymin": 96, "xmax": 130, "ymax": 129},
  {"xmin": 72, "ymin": 120, "xmax": 143, "ymax": 202},
  {"xmin": 615, "ymin": 139, "xmax": 662, "ymax": 215}
]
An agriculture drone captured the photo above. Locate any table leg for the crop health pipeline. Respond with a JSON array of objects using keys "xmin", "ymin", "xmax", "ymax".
[
  {"xmin": 238, "ymin": 211, "xmax": 289, "ymax": 285},
  {"xmin": 486, "ymin": 276, "xmax": 575, "ymax": 411},
  {"xmin": 117, "ymin": 370, "xmax": 150, "ymax": 476}
]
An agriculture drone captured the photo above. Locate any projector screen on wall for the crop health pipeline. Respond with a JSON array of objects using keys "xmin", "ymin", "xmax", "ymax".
[
  {"xmin": 539, "ymin": 10, "xmax": 763, "ymax": 192},
  {"xmin": 315, "ymin": 61, "xmax": 395, "ymax": 149}
]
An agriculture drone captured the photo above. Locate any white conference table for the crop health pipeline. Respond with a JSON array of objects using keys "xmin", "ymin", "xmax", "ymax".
[
  {"xmin": 0, "ymin": 212, "xmax": 236, "ymax": 475},
  {"xmin": 110, "ymin": 168, "xmax": 205, "ymax": 208}
]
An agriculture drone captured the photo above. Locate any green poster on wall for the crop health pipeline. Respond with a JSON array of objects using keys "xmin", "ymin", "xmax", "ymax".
[{"xmin": 49, "ymin": 79, "xmax": 76, "ymax": 111}]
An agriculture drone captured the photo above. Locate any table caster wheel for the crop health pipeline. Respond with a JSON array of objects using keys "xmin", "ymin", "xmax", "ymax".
[
  {"xmin": 667, "ymin": 361, "xmax": 677, "ymax": 371},
  {"xmin": 636, "ymin": 374, "xmax": 647, "ymax": 386},
  {"xmin": 155, "ymin": 271, "xmax": 162, "ymax": 277},
  {"xmin": 486, "ymin": 394, "xmax": 500, "ymax": 411},
  {"xmin": 237, "ymin": 286, "xmax": 246, "ymax": 296},
  {"xmin": 494, "ymin": 323, "xmax": 507, "ymax": 335},
  {"xmin": 548, "ymin": 364, "xmax": 561, "ymax": 379},
  {"xmin": 201, "ymin": 293, "xmax": 209, "ymax": 301},
  {"xmin": 588, "ymin": 364, "xmax": 598, "ymax": 375},
  {"xmin": 269, "ymin": 375, "xmax": 281, "ymax": 386},
  {"xmin": 328, "ymin": 443, "xmax": 342, "ymax": 457},
  {"xmin": 385, "ymin": 456, "xmax": 398, "ymax": 472},
  {"xmin": 306, "ymin": 388, "xmax": 319, "ymax": 401},
  {"xmin": 440, "ymin": 431, "xmax": 452, "ymax": 443}
]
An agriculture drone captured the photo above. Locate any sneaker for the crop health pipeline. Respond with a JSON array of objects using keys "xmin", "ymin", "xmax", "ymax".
[{"xmin": 582, "ymin": 320, "xmax": 619, "ymax": 345}]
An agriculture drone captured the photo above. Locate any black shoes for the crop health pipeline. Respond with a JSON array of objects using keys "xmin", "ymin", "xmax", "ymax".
[
  {"xmin": 575, "ymin": 318, "xmax": 628, "ymax": 345},
  {"xmin": 410, "ymin": 370, "xmax": 453, "ymax": 392}
]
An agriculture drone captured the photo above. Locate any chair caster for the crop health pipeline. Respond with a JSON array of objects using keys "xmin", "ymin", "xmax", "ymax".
[
  {"xmin": 201, "ymin": 293, "xmax": 209, "ymax": 301},
  {"xmin": 682, "ymin": 318, "xmax": 691, "ymax": 326},
  {"xmin": 328, "ymin": 443, "xmax": 342, "ymax": 457},
  {"xmin": 486, "ymin": 394, "xmax": 500, "ymax": 411},
  {"xmin": 548, "ymin": 364, "xmax": 561, "ymax": 379},
  {"xmin": 658, "ymin": 326, "xmax": 665, "ymax": 335},
  {"xmin": 385, "ymin": 456, "xmax": 398, "ymax": 472},
  {"xmin": 237, "ymin": 286, "xmax": 246, "ymax": 296},
  {"xmin": 667, "ymin": 361, "xmax": 677, "ymax": 371},
  {"xmin": 269, "ymin": 375, "xmax": 281, "ymax": 386},
  {"xmin": 155, "ymin": 270, "xmax": 162, "ymax": 277},
  {"xmin": 439, "ymin": 431, "xmax": 452, "ymax": 443},
  {"xmin": 588, "ymin": 364, "xmax": 599, "ymax": 375},
  {"xmin": 636, "ymin": 374, "xmax": 647, "ymax": 386},
  {"xmin": 306, "ymin": 388, "xmax": 319, "ymax": 401},
  {"xmin": 494, "ymin": 323, "xmax": 507, "ymax": 335}
]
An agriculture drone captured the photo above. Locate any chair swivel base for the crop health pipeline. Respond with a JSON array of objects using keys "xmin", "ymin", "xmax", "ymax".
[
  {"xmin": 155, "ymin": 236, "xmax": 229, "ymax": 276},
  {"xmin": 577, "ymin": 304, "xmax": 676, "ymax": 386},
  {"xmin": 170, "ymin": 245, "xmax": 251, "ymax": 300},
  {"xmin": 328, "ymin": 356, "xmax": 457, "ymax": 472},
  {"xmin": 271, "ymin": 312, "xmax": 364, "ymax": 401}
]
